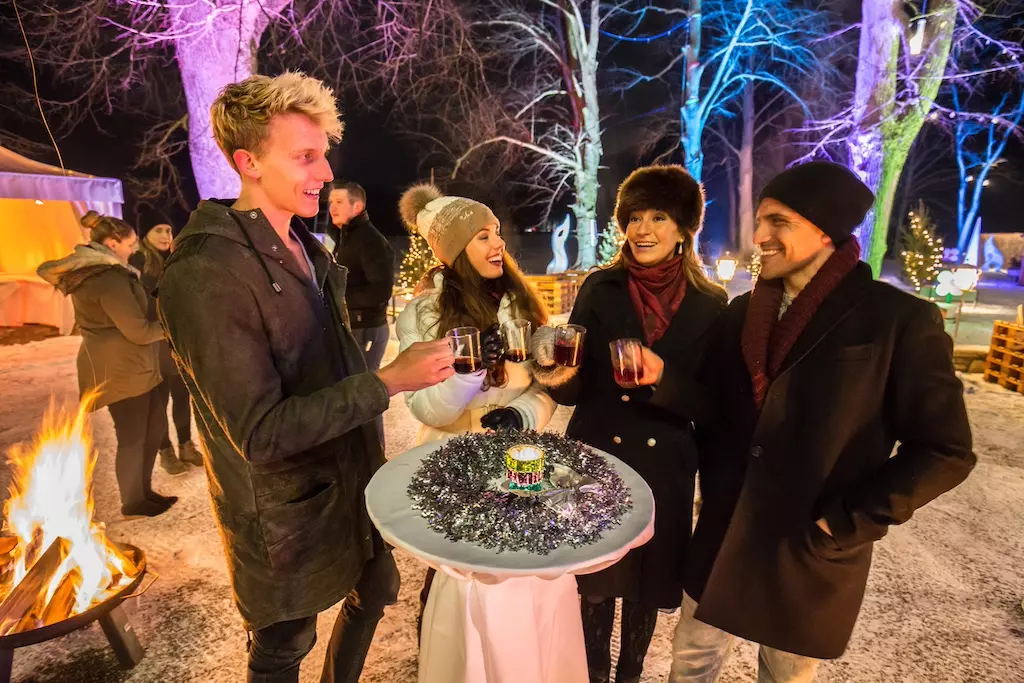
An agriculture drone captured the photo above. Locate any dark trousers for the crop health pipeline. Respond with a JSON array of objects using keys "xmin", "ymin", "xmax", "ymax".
[
  {"xmin": 581, "ymin": 596, "xmax": 659, "ymax": 683},
  {"xmin": 155, "ymin": 369, "xmax": 193, "ymax": 449},
  {"xmin": 246, "ymin": 549, "xmax": 401, "ymax": 683},
  {"xmin": 351, "ymin": 325, "xmax": 389, "ymax": 449},
  {"xmin": 107, "ymin": 387, "xmax": 167, "ymax": 509}
]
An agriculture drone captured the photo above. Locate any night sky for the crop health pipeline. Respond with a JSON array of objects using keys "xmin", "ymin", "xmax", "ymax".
[{"xmin": 2, "ymin": 1, "xmax": 1022, "ymax": 256}]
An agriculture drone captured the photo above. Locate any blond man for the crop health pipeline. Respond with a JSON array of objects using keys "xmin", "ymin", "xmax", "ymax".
[{"xmin": 158, "ymin": 72, "xmax": 454, "ymax": 683}]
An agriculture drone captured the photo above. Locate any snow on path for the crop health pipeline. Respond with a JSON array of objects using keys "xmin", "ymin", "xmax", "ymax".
[{"xmin": 0, "ymin": 336, "xmax": 1022, "ymax": 682}]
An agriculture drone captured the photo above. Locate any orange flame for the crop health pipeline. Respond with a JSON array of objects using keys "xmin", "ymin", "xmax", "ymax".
[{"xmin": 2, "ymin": 393, "xmax": 137, "ymax": 618}]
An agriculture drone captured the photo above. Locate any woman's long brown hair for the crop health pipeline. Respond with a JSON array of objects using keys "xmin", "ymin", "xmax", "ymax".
[
  {"xmin": 137, "ymin": 238, "xmax": 166, "ymax": 279},
  {"xmin": 420, "ymin": 252, "xmax": 548, "ymax": 388}
]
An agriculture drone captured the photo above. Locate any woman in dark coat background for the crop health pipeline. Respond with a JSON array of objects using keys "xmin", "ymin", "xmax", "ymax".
[
  {"xmin": 38, "ymin": 211, "xmax": 175, "ymax": 517},
  {"xmin": 129, "ymin": 206, "xmax": 202, "ymax": 476},
  {"xmin": 532, "ymin": 166, "xmax": 727, "ymax": 683}
]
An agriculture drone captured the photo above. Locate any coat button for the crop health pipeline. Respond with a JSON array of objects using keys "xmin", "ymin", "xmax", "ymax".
[
  {"xmin": 621, "ymin": 394, "xmax": 630, "ymax": 402},
  {"xmin": 647, "ymin": 438, "xmax": 656, "ymax": 447},
  {"xmin": 613, "ymin": 436, "xmax": 622, "ymax": 444},
  {"xmin": 272, "ymin": 245, "xmax": 278, "ymax": 252},
  {"xmin": 751, "ymin": 446, "xmax": 763, "ymax": 458},
  {"xmin": 249, "ymin": 211, "xmax": 258, "ymax": 219}
]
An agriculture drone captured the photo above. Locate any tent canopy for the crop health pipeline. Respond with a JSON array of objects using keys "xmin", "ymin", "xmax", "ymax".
[{"xmin": 0, "ymin": 146, "xmax": 125, "ymax": 332}]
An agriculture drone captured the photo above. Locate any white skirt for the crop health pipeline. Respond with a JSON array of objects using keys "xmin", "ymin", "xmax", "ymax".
[{"xmin": 419, "ymin": 570, "xmax": 588, "ymax": 683}]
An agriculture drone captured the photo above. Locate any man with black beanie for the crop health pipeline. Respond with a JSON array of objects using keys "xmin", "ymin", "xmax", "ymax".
[{"xmin": 670, "ymin": 161, "xmax": 975, "ymax": 681}]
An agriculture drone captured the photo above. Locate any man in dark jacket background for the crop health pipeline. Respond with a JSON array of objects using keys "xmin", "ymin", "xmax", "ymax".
[
  {"xmin": 670, "ymin": 162, "xmax": 975, "ymax": 682},
  {"xmin": 327, "ymin": 180, "xmax": 394, "ymax": 446},
  {"xmin": 158, "ymin": 72, "xmax": 454, "ymax": 683}
]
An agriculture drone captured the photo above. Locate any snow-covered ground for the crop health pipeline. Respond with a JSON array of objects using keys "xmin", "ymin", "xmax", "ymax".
[{"xmin": 0, "ymin": 334, "xmax": 1022, "ymax": 682}]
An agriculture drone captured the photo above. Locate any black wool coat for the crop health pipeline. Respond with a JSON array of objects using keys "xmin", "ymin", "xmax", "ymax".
[
  {"xmin": 330, "ymin": 212, "xmax": 395, "ymax": 329},
  {"xmin": 550, "ymin": 267, "xmax": 725, "ymax": 609},
  {"xmin": 687, "ymin": 262, "xmax": 975, "ymax": 660},
  {"xmin": 158, "ymin": 200, "xmax": 391, "ymax": 630}
]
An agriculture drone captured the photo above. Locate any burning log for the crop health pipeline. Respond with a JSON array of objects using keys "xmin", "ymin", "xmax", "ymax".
[
  {"xmin": 41, "ymin": 568, "xmax": 82, "ymax": 626},
  {"xmin": 0, "ymin": 538, "xmax": 17, "ymax": 558},
  {"xmin": 0, "ymin": 537, "xmax": 70, "ymax": 636}
]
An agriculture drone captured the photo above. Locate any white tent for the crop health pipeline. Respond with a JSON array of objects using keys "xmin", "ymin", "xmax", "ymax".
[{"xmin": 0, "ymin": 146, "xmax": 124, "ymax": 334}]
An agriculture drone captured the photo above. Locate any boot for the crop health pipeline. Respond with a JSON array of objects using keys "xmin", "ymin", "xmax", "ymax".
[
  {"xmin": 122, "ymin": 497, "xmax": 175, "ymax": 518},
  {"xmin": 159, "ymin": 447, "xmax": 189, "ymax": 476},
  {"xmin": 178, "ymin": 441, "xmax": 204, "ymax": 467}
]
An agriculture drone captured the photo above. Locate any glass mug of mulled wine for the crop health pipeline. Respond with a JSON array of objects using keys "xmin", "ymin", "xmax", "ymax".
[
  {"xmin": 446, "ymin": 326, "xmax": 482, "ymax": 374},
  {"xmin": 610, "ymin": 338, "xmax": 644, "ymax": 387},
  {"xmin": 553, "ymin": 324, "xmax": 586, "ymax": 367},
  {"xmin": 501, "ymin": 319, "xmax": 532, "ymax": 363}
]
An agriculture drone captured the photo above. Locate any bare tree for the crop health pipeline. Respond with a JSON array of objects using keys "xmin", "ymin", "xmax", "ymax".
[{"xmin": 1, "ymin": 1, "xmax": 426, "ymax": 205}]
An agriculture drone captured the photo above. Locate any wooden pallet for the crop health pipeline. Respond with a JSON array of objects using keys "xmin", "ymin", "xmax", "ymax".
[
  {"xmin": 523, "ymin": 273, "xmax": 586, "ymax": 316},
  {"xmin": 983, "ymin": 321, "xmax": 1024, "ymax": 395}
]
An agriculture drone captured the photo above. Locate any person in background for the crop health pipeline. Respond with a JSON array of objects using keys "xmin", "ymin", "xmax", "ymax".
[
  {"xmin": 38, "ymin": 211, "xmax": 175, "ymax": 517},
  {"xmin": 158, "ymin": 72, "xmax": 452, "ymax": 683},
  {"xmin": 327, "ymin": 180, "xmax": 395, "ymax": 446},
  {"xmin": 128, "ymin": 205, "xmax": 202, "ymax": 476},
  {"xmin": 670, "ymin": 161, "xmax": 975, "ymax": 682},
  {"xmin": 395, "ymin": 183, "xmax": 558, "ymax": 674},
  {"xmin": 531, "ymin": 166, "xmax": 727, "ymax": 683}
]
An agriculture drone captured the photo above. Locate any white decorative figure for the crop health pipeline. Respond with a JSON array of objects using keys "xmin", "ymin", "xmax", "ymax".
[
  {"xmin": 935, "ymin": 269, "xmax": 963, "ymax": 298},
  {"xmin": 546, "ymin": 215, "xmax": 571, "ymax": 274},
  {"xmin": 963, "ymin": 217, "xmax": 981, "ymax": 267},
  {"xmin": 982, "ymin": 236, "xmax": 1004, "ymax": 272}
]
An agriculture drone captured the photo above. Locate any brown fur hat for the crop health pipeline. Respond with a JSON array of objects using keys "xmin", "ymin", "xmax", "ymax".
[{"xmin": 613, "ymin": 165, "xmax": 705, "ymax": 234}]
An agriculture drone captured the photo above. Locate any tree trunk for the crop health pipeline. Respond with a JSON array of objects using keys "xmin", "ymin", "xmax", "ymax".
[
  {"xmin": 571, "ymin": 2, "xmax": 603, "ymax": 270},
  {"xmin": 171, "ymin": 0, "xmax": 289, "ymax": 200},
  {"xmin": 738, "ymin": 78, "xmax": 755, "ymax": 258},
  {"xmin": 680, "ymin": 0, "xmax": 704, "ymax": 182},
  {"xmin": 724, "ymin": 152, "xmax": 737, "ymax": 250},
  {"xmin": 850, "ymin": 0, "xmax": 956, "ymax": 276}
]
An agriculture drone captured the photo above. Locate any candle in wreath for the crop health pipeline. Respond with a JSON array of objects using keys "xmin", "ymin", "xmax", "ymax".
[{"xmin": 505, "ymin": 445, "xmax": 545, "ymax": 492}]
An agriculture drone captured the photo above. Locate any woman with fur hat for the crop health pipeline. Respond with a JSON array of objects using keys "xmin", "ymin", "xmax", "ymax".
[
  {"xmin": 128, "ymin": 205, "xmax": 203, "ymax": 477},
  {"xmin": 397, "ymin": 184, "xmax": 572, "ymax": 681},
  {"xmin": 532, "ymin": 165, "xmax": 727, "ymax": 683}
]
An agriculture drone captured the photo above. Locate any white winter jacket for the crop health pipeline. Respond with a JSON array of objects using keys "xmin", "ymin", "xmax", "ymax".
[{"xmin": 396, "ymin": 274, "xmax": 557, "ymax": 445}]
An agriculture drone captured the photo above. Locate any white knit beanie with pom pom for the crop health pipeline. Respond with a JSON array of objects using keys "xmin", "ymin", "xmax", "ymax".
[{"xmin": 398, "ymin": 183, "xmax": 499, "ymax": 266}]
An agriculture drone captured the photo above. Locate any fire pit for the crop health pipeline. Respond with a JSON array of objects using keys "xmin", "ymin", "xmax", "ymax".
[
  {"xmin": 0, "ymin": 543, "xmax": 150, "ymax": 683},
  {"xmin": 0, "ymin": 396, "xmax": 154, "ymax": 681}
]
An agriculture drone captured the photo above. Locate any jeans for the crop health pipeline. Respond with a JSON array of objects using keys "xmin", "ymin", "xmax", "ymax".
[
  {"xmin": 155, "ymin": 369, "xmax": 193, "ymax": 449},
  {"xmin": 107, "ymin": 387, "xmax": 167, "ymax": 509},
  {"xmin": 669, "ymin": 593, "xmax": 819, "ymax": 683},
  {"xmin": 581, "ymin": 596, "xmax": 658, "ymax": 683},
  {"xmin": 351, "ymin": 325, "xmax": 389, "ymax": 449},
  {"xmin": 246, "ymin": 549, "xmax": 401, "ymax": 683}
]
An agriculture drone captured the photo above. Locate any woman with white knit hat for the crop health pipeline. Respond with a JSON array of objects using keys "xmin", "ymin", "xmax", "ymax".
[{"xmin": 396, "ymin": 184, "xmax": 580, "ymax": 682}]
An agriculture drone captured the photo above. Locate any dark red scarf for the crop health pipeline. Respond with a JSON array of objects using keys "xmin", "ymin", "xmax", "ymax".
[
  {"xmin": 741, "ymin": 238, "xmax": 861, "ymax": 408},
  {"xmin": 624, "ymin": 251, "xmax": 688, "ymax": 345}
]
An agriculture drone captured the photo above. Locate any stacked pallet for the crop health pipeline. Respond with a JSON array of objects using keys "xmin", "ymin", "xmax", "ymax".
[
  {"xmin": 983, "ymin": 321, "xmax": 1024, "ymax": 395},
  {"xmin": 524, "ymin": 273, "xmax": 586, "ymax": 315}
]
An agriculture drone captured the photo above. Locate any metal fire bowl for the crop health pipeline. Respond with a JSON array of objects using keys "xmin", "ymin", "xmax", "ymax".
[{"xmin": 0, "ymin": 542, "xmax": 148, "ymax": 649}]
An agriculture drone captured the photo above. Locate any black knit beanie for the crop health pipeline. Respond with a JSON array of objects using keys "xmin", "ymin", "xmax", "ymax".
[
  {"xmin": 135, "ymin": 204, "xmax": 173, "ymax": 240},
  {"xmin": 758, "ymin": 161, "xmax": 874, "ymax": 245}
]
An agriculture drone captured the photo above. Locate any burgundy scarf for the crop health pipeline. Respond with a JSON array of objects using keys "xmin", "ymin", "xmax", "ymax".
[
  {"xmin": 625, "ymin": 252, "xmax": 688, "ymax": 345},
  {"xmin": 741, "ymin": 238, "xmax": 861, "ymax": 408}
]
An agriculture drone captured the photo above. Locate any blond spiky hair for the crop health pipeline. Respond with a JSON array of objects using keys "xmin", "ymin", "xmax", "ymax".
[{"xmin": 210, "ymin": 72, "xmax": 343, "ymax": 166}]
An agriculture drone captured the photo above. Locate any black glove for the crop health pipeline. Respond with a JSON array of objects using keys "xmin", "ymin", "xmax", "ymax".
[
  {"xmin": 480, "ymin": 407, "xmax": 524, "ymax": 431},
  {"xmin": 480, "ymin": 323, "xmax": 505, "ymax": 369}
]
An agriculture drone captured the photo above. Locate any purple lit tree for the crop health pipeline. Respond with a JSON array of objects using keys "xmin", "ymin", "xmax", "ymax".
[
  {"xmin": 1, "ymin": 1, "xmax": 427, "ymax": 204},
  {"xmin": 802, "ymin": 0, "xmax": 1024, "ymax": 275}
]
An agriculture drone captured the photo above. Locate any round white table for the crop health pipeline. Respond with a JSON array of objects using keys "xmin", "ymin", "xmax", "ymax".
[{"xmin": 365, "ymin": 438, "xmax": 655, "ymax": 683}]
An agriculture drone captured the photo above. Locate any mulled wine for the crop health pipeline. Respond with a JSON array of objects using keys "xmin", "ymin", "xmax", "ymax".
[
  {"xmin": 613, "ymin": 365, "xmax": 644, "ymax": 387},
  {"xmin": 453, "ymin": 356, "xmax": 481, "ymax": 374},
  {"xmin": 505, "ymin": 348, "xmax": 530, "ymax": 363},
  {"xmin": 554, "ymin": 341, "xmax": 582, "ymax": 367}
]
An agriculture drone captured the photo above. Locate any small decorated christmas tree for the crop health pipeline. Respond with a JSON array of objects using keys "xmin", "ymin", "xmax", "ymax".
[
  {"xmin": 597, "ymin": 221, "xmax": 625, "ymax": 267},
  {"xmin": 399, "ymin": 234, "xmax": 439, "ymax": 290},
  {"xmin": 899, "ymin": 200, "xmax": 943, "ymax": 291}
]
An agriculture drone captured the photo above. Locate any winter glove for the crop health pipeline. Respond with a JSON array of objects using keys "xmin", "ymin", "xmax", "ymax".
[
  {"xmin": 530, "ymin": 325, "xmax": 558, "ymax": 367},
  {"xmin": 481, "ymin": 323, "xmax": 505, "ymax": 369},
  {"xmin": 480, "ymin": 407, "xmax": 524, "ymax": 431}
]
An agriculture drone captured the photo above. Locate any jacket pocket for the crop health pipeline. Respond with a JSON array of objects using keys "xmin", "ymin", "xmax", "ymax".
[
  {"xmin": 805, "ymin": 523, "xmax": 863, "ymax": 563},
  {"xmin": 835, "ymin": 344, "xmax": 874, "ymax": 361},
  {"xmin": 259, "ymin": 481, "xmax": 345, "ymax": 577}
]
